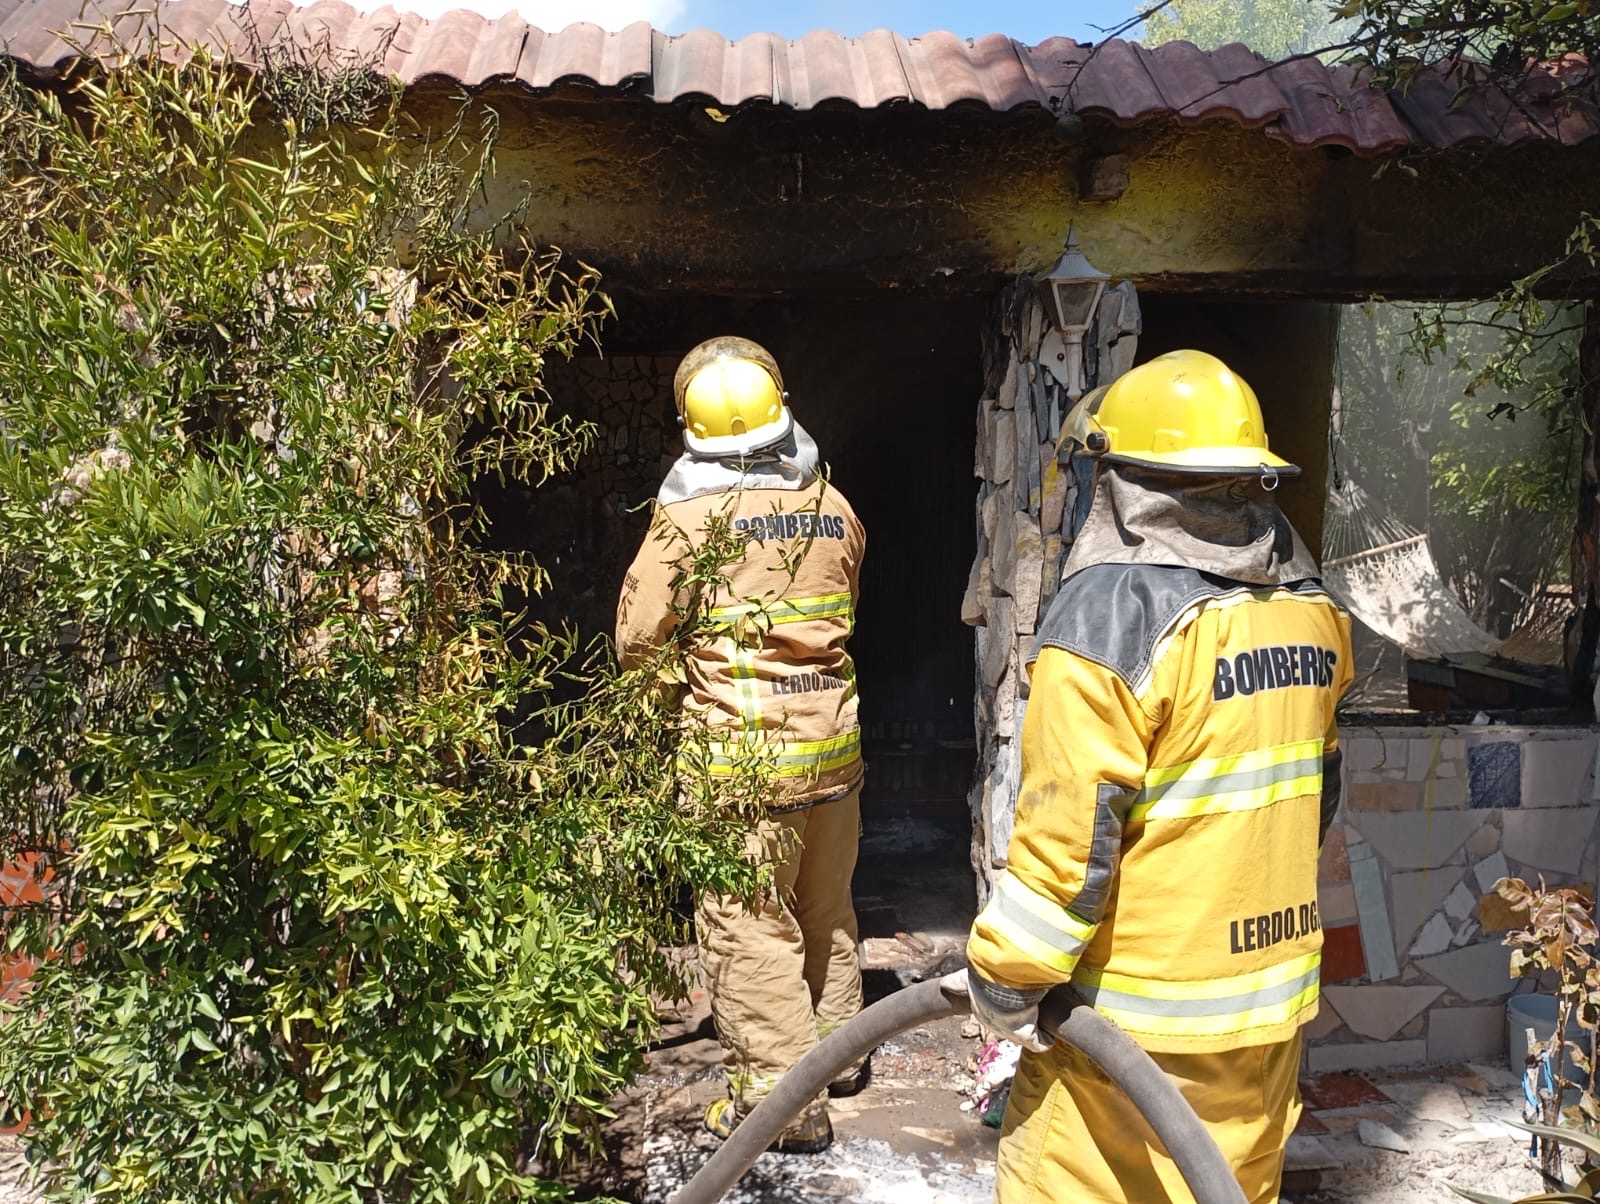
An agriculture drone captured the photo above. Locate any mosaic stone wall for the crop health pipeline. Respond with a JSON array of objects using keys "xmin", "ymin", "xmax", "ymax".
[{"xmin": 1309, "ymin": 724, "xmax": 1600, "ymax": 1070}]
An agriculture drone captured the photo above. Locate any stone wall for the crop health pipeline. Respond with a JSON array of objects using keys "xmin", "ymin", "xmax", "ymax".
[
  {"xmin": 487, "ymin": 354, "xmax": 682, "ymax": 643},
  {"xmin": 964, "ymin": 278, "xmax": 1142, "ymax": 897},
  {"xmin": 1310, "ymin": 724, "xmax": 1600, "ymax": 1070}
]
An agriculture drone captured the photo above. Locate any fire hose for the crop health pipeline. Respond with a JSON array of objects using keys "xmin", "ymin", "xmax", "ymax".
[{"xmin": 668, "ymin": 969, "xmax": 1249, "ymax": 1204}]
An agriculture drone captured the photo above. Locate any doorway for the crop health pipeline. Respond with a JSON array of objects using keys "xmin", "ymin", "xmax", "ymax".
[{"xmin": 512, "ymin": 290, "xmax": 986, "ymax": 813}]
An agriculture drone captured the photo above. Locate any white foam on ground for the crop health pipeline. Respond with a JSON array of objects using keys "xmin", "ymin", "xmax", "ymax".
[{"xmin": 643, "ymin": 1134, "xmax": 994, "ymax": 1203}]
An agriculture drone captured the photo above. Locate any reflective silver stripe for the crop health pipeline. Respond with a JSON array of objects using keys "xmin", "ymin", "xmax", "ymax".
[
  {"xmin": 991, "ymin": 881, "xmax": 1092, "ymax": 961},
  {"xmin": 1139, "ymin": 755, "xmax": 1324, "ymax": 805},
  {"xmin": 704, "ymin": 729, "xmax": 862, "ymax": 776},
  {"xmin": 729, "ymin": 644, "xmax": 762, "ymax": 730},
  {"xmin": 1078, "ymin": 964, "xmax": 1321, "ymax": 1019},
  {"xmin": 709, "ymin": 593, "xmax": 853, "ymax": 627}
]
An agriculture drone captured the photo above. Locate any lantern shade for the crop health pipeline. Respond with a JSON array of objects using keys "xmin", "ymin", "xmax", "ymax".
[{"xmin": 1038, "ymin": 229, "xmax": 1109, "ymax": 333}]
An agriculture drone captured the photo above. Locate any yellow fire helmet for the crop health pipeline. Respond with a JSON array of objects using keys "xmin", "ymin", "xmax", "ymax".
[
  {"xmin": 1076, "ymin": 349, "xmax": 1299, "ymax": 478},
  {"xmin": 673, "ymin": 336, "xmax": 792, "ymax": 457}
]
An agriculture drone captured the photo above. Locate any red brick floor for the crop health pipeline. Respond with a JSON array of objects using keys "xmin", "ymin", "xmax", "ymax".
[{"xmin": 1299, "ymin": 1070, "xmax": 1393, "ymax": 1111}]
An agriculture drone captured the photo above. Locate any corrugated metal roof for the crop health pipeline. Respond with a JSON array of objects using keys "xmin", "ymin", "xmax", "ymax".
[{"xmin": 2, "ymin": 0, "xmax": 1595, "ymax": 153}]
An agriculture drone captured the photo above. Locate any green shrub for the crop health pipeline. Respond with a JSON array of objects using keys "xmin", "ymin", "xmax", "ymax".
[{"xmin": 0, "ymin": 43, "xmax": 761, "ymax": 1202}]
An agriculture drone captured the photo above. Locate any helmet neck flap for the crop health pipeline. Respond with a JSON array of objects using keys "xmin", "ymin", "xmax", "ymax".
[
  {"xmin": 1061, "ymin": 460, "xmax": 1321, "ymax": 588},
  {"xmin": 657, "ymin": 418, "xmax": 822, "ymax": 506}
]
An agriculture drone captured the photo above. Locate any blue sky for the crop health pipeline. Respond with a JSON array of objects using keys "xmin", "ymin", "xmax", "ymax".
[
  {"xmin": 333, "ymin": 0, "xmax": 1148, "ymax": 47},
  {"xmin": 657, "ymin": 0, "xmax": 1144, "ymax": 43}
]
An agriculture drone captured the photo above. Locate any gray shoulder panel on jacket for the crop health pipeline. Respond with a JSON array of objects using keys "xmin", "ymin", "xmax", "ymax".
[{"xmin": 1029, "ymin": 564, "xmax": 1327, "ymax": 688}]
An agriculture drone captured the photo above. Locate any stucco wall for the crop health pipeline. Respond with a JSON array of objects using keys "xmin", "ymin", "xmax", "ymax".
[{"xmin": 410, "ymin": 89, "xmax": 1600, "ymax": 302}]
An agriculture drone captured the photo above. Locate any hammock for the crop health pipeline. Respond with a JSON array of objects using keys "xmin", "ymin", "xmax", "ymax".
[{"xmin": 1321, "ymin": 475, "xmax": 1500, "ymax": 659}]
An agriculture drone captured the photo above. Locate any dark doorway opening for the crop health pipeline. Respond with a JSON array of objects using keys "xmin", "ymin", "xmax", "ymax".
[{"xmin": 505, "ymin": 290, "xmax": 983, "ymax": 814}]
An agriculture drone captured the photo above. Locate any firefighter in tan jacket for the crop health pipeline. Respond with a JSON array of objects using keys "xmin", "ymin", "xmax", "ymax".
[
  {"xmin": 965, "ymin": 351, "xmax": 1354, "ymax": 1203},
  {"xmin": 616, "ymin": 337, "xmax": 866, "ymax": 1154}
]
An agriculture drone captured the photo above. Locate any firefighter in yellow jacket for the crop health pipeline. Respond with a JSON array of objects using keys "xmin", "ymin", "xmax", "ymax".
[
  {"xmin": 966, "ymin": 350, "xmax": 1353, "ymax": 1203},
  {"xmin": 616, "ymin": 336, "xmax": 866, "ymax": 1154}
]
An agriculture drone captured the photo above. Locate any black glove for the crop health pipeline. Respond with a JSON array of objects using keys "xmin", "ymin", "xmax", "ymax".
[{"xmin": 968, "ymin": 968, "xmax": 1051, "ymax": 1053}]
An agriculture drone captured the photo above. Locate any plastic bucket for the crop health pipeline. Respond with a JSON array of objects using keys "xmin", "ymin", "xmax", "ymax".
[{"xmin": 1507, "ymin": 994, "xmax": 1594, "ymax": 1097}]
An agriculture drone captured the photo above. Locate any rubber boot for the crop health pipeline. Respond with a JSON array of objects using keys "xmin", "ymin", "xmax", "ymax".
[
  {"xmin": 827, "ymin": 1054, "xmax": 872, "ymax": 1098},
  {"xmin": 703, "ymin": 1096, "xmax": 834, "ymax": 1154}
]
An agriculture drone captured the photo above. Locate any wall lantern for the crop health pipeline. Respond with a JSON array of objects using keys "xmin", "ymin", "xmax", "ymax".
[{"xmin": 1036, "ymin": 226, "xmax": 1108, "ymax": 401}]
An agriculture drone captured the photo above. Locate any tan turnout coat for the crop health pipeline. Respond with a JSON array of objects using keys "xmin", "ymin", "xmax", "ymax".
[{"xmin": 616, "ymin": 480, "xmax": 865, "ymax": 807}]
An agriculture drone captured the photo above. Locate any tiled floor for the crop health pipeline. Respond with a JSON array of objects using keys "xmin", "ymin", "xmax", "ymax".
[
  {"xmin": 1293, "ymin": 1109, "xmax": 1331, "ymax": 1136},
  {"xmin": 1283, "ymin": 1061, "xmax": 1547, "ymax": 1201}
]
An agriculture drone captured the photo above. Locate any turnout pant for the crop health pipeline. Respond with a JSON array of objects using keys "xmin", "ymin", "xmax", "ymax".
[
  {"xmin": 696, "ymin": 784, "xmax": 864, "ymax": 1115},
  {"xmin": 996, "ymin": 1030, "xmax": 1303, "ymax": 1204}
]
